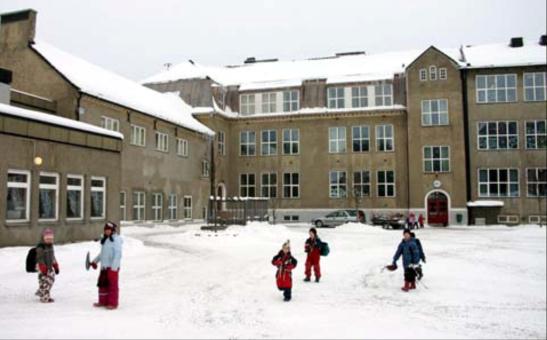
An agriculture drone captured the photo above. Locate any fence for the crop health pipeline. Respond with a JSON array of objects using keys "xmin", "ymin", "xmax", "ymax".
[{"xmin": 207, "ymin": 196, "xmax": 270, "ymax": 226}]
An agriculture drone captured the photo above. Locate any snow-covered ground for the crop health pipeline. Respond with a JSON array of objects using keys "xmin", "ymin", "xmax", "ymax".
[{"xmin": 0, "ymin": 223, "xmax": 545, "ymax": 339}]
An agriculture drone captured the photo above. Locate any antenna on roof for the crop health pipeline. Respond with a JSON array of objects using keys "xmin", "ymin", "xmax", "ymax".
[{"xmin": 164, "ymin": 62, "xmax": 172, "ymax": 70}]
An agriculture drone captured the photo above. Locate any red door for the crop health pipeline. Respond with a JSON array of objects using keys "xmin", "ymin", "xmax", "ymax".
[{"xmin": 427, "ymin": 192, "xmax": 449, "ymax": 226}]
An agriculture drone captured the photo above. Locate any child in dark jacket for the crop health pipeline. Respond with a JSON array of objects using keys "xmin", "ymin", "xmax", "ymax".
[
  {"xmin": 304, "ymin": 228, "xmax": 323, "ymax": 282},
  {"xmin": 392, "ymin": 229, "xmax": 420, "ymax": 292},
  {"xmin": 411, "ymin": 232, "xmax": 426, "ymax": 280},
  {"xmin": 272, "ymin": 240, "xmax": 298, "ymax": 301},
  {"xmin": 35, "ymin": 228, "xmax": 59, "ymax": 303}
]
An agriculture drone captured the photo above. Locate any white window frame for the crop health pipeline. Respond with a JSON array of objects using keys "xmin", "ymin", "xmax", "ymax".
[
  {"xmin": 240, "ymin": 94, "xmax": 255, "ymax": 115},
  {"xmin": 376, "ymin": 124, "xmax": 394, "ymax": 152},
  {"xmin": 419, "ymin": 68, "xmax": 427, "ymax": 81},
  {"xmin": 423, "ymin": 146, "xmax": 450, "ymax": 173},
  {"xmin": 377, "ymin": 170, "xmax": 396, "ymax": 197},
  {"xmin": 261, "ymin": 129, "xmax": 277, "ymax": 156},
  {"xmin": 130, "ymin": 124, "xmax": 146, "ymax": 147},
  {"xmin": 497, "ymin": 215, "xmax": 519, "ymax": 224},
  {"xmin": 202, "ymin": 160, "xmax": 210, "ymax": 177},
  {"xmin": 240, "ymin": 173, "xmax": 256, "ymax": 198},
  {"xmin": 100, "ymin": 116, "xmax": 120, "ymax": 132},
  {"xmin": 421, "ymin": 99, "xmax": 449, "ymax": 126},
  {"xmin": 476, "ymin": 74, "xmax": 518, "ymax": 104},
  {"xmin": 524, "ymin": 72, "xmax": 547, "ymax": 102},
  {"xmin": 439, "ymin": 68, "xmax": 448, "ymax": 80},
  {"xmin": 120, "ymin": 191, "xmax": 126, "ymax": 221},
  {"xmin": 283, "ymin": 172, "xmax": 300, "ymax": 199},
  {"xmin": 282, "ymin": 128, "xmax": 299, "ymax": 155},
  {"xmin": 283, "ymin": 90, "xmax": 300, "ymax": 112},
  {"xmin": 38, "ymin": 172, "xmax": 59, "ymax": 222},
  {"xmin": 90, "ymin": 176, "xmax": 106, "ymax": 220},
  {"xmin": 478, "ymin": 168, "xmax": 520, "ymax": 198},
  {"xmin": 525, "ymin": 120, "xmax": 547, "ymax": 150},
  {"xmin": 240, "ymin": 131, "xmax": 256, "ymax": 156},
  {"xmin": 352, "ymin": 125, "xmax": 370, "ymax": 152},
  {"xmin": 329, "ymin": 170, "xmax": 347, "ymax": 198},
  {"xmin": 477, "ymin": 121, "xmax": 519, "ymax": 150},
  {"xmin": 152, "ymin": 193, "xmax": 163, "ymax": 221},
  {"xmin": 327, "ymin": 87, "xmax": 345, "ymax": 109},
  {"xmin": 6, "ymin": 169, "xmax": 31, "ymax": 223},
  {"xmin": 155, "ymin": 131, "xmax": 169, "ymax": 153},
  {"xmin": 217, "ymin": 131, "xmax": 226, "ymax": 156},
  {"xmin": 168, "ymin": 194, "xmax": 177, "ymax": 220},
  {"xmin": 429, "ymin": 66, "xmax": 437, "ymax": 81},
  {"xmin": 526, "ymin": 168, "xmax": 547, "ymax": 197},
  {"xmin": 133, "ymin": 191, "xmax": 146, "ymax": 221},
  {"xmin": 329, "ymin": 127, "xmax": 347, "ymax": 153},
  {"xmin": 66, "ymin": 174, "xmax": 84, "ymax": 221},
  {"xmin": 374, "ymin": 83, "xmax": 393, "ymax": 106},
  {"xmin": 183, "ymin": 195, "xmax": 192, "ymax": 220},
  {"xmin": 177, "ymin": 138, "xmax": 189, "ymax": 157},
  {"xmin": 261, "ymin": 172, "xmax": 277, "ymax": 198},
  {"xmin": 261, "ymin": 92, "xmax": 277, "ymax": 113},
  {"xmin": 351, "ymin": 86, "xmax": 368, "ymax": 108},
  {"xmin": 353, "ymin": 170, "xmax": 371, "ymax": 197}
]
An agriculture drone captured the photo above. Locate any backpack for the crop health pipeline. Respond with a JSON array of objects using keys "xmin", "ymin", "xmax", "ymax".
[
  {"xmin": 26, "ymin": 245, "xmax": 40, "ymax": 273},
  {"xmin": 320, "ymin": 241, "xmax": 330, "ymax": 257}
]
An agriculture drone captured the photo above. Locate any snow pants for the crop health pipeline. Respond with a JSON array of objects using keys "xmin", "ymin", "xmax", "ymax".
[
  {"xmin": 37, "ymin": 271, "xmax": 55, "ymax": 302},
  {"xmin": 305, "ymin": 251, "xmax": 321, "ymax": 279},
  {"xmin": 98, "ymin": 269, "xmax": 119, "ymax": 307},
  {"xmin": 404, "ymin": 267, "xmax": 417, "ymax": 283}
]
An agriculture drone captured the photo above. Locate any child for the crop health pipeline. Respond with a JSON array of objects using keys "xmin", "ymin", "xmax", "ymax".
[
  {"xmin": 418, "ymin": 214, "xmax": 425, "ymax": 229},
  {"xmin": 304, "ymin": 228, "xmax": 322, "ymax": 282},
  {"xmin": 392, "ymin": 229, "xmax": 420, "ymax": 292},
  {"xmin": 35, "ymin": 228, "xmax": 59, "ymax": 303},
  {"xmin": 272, "ymin": 240, "xmax": 298, "ymax": 301}
]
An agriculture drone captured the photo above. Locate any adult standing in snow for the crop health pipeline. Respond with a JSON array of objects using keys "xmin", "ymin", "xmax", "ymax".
[
  {"xmin": 90, "ymin": 222, "xmax": 123, "ymax": 310},
  {"xmin": 418, "ymin": 214, "xmax": 425, "ymax": 229},
  {"xmin": 304, "ymin": 228, "xmax": 322, "ymax": 283},
  {"xmin": 392, "ymin": 229, "xmax": 420, "ymax": 292},
  {"xmin": 410, "ymin": 232, "xmax": 426, "ymax": 280},
  {"xmin": 272, "ymin": 240, "xmax": 298, "ymax": 301},
  {"xmin": 35, "ymin": 228, "xmax": 59, "ymax": 303}
]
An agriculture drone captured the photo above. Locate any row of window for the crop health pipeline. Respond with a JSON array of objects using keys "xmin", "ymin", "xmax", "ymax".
[
  {"xmin": 419, "ymin": 65, "xmax": 448, "ymax": 82},
  {"xmin": 240, "ymin": 90, "xmax": 300, "ymax": 115},
  {"xmin": 476, "ymin": 72, "xmax": 546, "ymax": 104},
  {"xmin": 6, "ymin": 170, "xmax": 106, "ymax": 223},
  {"xmin": 119, "ymin": 191, "xmax": 193, "ymax": 221},
  {"xmin": 478, "ymin": 168, "xmax": 547, "ymax": 198},
  {"xmin": 477, "ymin": 120, "xmax": 546, "ymax": 150}
]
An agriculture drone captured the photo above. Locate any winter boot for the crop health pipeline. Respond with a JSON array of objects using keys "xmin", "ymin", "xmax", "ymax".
[
  {"xmin": 93, "ymin": 303, "xmax": 106, "ymax": 308},
  {"xmin": 410, "ymin": 281, "xmax": 416, "ymax": 290},
  {"xmin": 303, "ymin": 277, "xmax": 311, "ymax": 282},
  {"xmin": 401, "ymin": 281, "xmax": 410, "ymax": 292},
  {"xmin": 315, "ymin": 277, "xmax": 320, "ymax": 283},
  {"xmin": 106, "ymin": 305, "xmax": 118, "ymax": 310}
]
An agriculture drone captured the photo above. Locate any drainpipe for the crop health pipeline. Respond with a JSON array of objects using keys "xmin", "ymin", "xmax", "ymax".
[
  {"xmin": 460, "ymin": 69, "xmax": 472, "ymax": 223},
  {"xmin": 75, "ymin": 92, "xmax": 83, "ymax": 121}
]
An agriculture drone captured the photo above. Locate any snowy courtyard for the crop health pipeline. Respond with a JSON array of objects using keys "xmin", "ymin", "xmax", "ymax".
[{"xmin": 0, "ymin": 223, "xmax": 545, "ymax": 339}]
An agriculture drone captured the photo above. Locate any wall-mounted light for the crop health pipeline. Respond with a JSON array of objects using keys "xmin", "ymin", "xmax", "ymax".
[{"xmin": 33, "ymin": 156, "xmax": 43, "ymax": 166}]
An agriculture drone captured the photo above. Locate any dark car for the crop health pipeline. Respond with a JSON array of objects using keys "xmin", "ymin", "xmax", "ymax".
[{"xmin": 371, "ymin": 213, "xmax": 406, "ymax": 229}]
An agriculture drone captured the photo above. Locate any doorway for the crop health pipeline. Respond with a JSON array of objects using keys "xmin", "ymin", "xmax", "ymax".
[{"xmin": 427, "ymin": 191, "xmax": 449, "ymax": 226}]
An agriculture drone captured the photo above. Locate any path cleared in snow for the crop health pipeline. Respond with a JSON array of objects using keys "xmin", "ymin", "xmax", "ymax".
[{"xmin": 0, "ymin": 223, "xmax": 545, "ymax": 339}]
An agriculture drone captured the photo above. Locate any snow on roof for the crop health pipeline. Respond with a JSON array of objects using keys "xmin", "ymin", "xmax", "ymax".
[
  {"xmin": 467, "ymin": 200, "xmax": 505, "ymax": 208},
  {"xmin": 0, "ymin": 102, "xmax": 123, "ymax": 139},
  {"xmin": 31, "ymin": 41, "xmax": 213, "ymax": 136},
  {"xmin": 462, "ymin": 39, "xmax": 546, "ymax": 69}
]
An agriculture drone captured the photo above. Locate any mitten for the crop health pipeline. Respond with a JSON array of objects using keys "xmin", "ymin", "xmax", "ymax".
[
  {"xmin": 38, "ymin": 263, "xmax": 48, "ymax": 275},
  {"xmin": 53, "ymin": 263, "xmax": 60, "ymax": 275},
  {"xmin": 91, "ymin": 262, "xmax": 98, "ymax": 270}
]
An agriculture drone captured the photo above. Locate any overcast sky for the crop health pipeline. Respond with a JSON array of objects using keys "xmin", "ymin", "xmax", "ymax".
[{"xmin": 1, "ymin": 0, "xmax": 545, "ymax": 81}]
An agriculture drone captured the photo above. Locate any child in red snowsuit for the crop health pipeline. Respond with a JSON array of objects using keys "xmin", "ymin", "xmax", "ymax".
[
  {"xmin": 304, "ymin": 228, "xmax": 322, "ymax": 282},
  {"xmin": 272, "ymin": 240, "xmax": 298, "ymax": 301}
]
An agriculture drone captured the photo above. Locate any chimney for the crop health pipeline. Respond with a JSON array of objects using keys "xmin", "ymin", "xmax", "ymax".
[
  {"xmin": 0, "ymin": 9, "xmax": 37, "ymax": 49},
  {"xmin": 509, "ymin": 37, "xmax": 524, "ymax": 48},
  {"xmin": 0, "ymin": 68, "xmax": 13, "ymax": 105},
  {"xmin": 244, "ymin": 57, "xmax": 256, "ymax": 64},
  {"xmin": 540, "ymin": 35, "xmax": 547, "ymax": 46}
]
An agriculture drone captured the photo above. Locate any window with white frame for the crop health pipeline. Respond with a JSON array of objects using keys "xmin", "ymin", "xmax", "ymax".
[
  {"xmin": 283, "ymin": 90, "xmax": 299, "ymax": 112},
  {"xmin": 120, "ymin": 192, "xmax": 126, "ymax": 221},
  {"xmin": 38, "ymin": 173, "xmax": 59, "ymax": 221},
  {"xmin": 168, "ymin": 194, "xmax": 177, "ymax": 220},
  {"xmin": 90, "ymin": 177, "xmax": 106, "ymax": 219},
  {"xmin": 261, "ymin": 130, "xmax": 277, "ymax": 156},
  {"xmin": 419, "ymin": 69, "xmax": 427, "ymax": 81},
  {"xmin": 421, "ymin": 99, "xmax": 449, "ymax": 126},
  {"xmin": 377, "ymin": 170, "xmax": 395, "ymax": 197},
  {"xmin": 66, "ymin": 175, "xmax": 84, "ymax": 220},
  {"xmin": 283, "ymin": 172, "xmax": 300, "ymax": 198},
  {"xmin": 240, "ymin": 131, "xmax": 256, "ymax": 156},
  {"xmin": 439, "ymin": 68, "xmax": 448, "ymax": 80},
  {"xmin": 100, "ymin": 116, "xmax": 120, "ymax": 132},
  {"xmin": 131, "ymin": 124, "xmax": 146, "ymax": 147},
  {"xmin": 155, "ymin": 132, "xmax": 169, "ymax": 152},
  {"xmin": 375, "ymin": 83, "xmax": 393, "ymax": 106},
  {"xmin": 261, "ymin": 173, "xmax": 277, "ymax": 198},
  {"xmin": 429, "ymin": 66, "xmax": 437, "ymax": 81},
  {"xmin": 183, "ymin": 196, "xmax": 192, "ymax": 219},
  {"xmin": 524, "ymin": 72, "xmax": 546, "ymax": 102},
  {"xmin": 152, "ymin": 193, "xmax": 163, "ymax": 221},
  {"xmin": 329, "ymin": 127, "xmax": 346, "ymax": 153},
  {"xmin": 133, "ymin": 191, "xmax": 145, "ymax": 221},
  {"xmin": 262, "ymin": 92, "xmax": 277, "ymax": 113},
  {"xmin": 423, "ymin": 146, "xmax": 450, "ymax": 173},
  {"xmin": 353, "ymin": 170, "xmax": 370, "ymax": 197},
  {"xmin": 217, "ymin": 131, "xmax": 225, "ymax": 156},
  {"xmin": 476, "ymin": 74, "xmax": 517, "ymax": 103},
  {"xmin": 351, "ymin": 86, "xmax": 368, "ymax": 108},
  {"xmin": 282, "ymin": 128, "xmax": 299, "ymax": 155},
  {"xmin": 477, "ymin": 121, "xmax": 518, "ymax": 150},
  {"xmin": 478, "ymin": 169, "xmax": 519, "ymax": 197},
  {"xmin": 240, "ymin": 174, "xmax": 256, "ymax": 197},
  {"xmin": 327, "ymin": 87, "xmax": 345, "ymax": 108},
  {"xmin": 352, "ymin": 126, "xmax": 370, "ymax": 152},
  {"xmin": 240, "ymin": 94, "xmax": 255, "ymax": 115},
  {"xmin": 202, "ymin": 160, "xmax": 210, "ymax": 177},
  {"xmin": 177, "ymin": 138, "xmax": 189, "ymax": 157},
  {"xmin": 329, "ymin": 171, "xmax": 347, "ymax": 198},
  {"xmin": 527, "ymin": 168, "xmax": 547, "ymax": 197},
  {"xmin": 6, "ymin": 170, "xmax": 30, "ymax": 222},
  {"xmin": 376, "ymin": 124, "xmax": 394, "ymax": 152},
  {"xmin": 525, "ymin": 120, "xmax": 547, "ymax": 149}
]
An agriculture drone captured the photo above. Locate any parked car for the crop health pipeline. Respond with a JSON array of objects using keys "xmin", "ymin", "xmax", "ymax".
[
  {"xmin": 371, "ymin": 213, "xmax": 406, "ymax": 229},
  {"xmin": 311, "ymin": 210, "xmax": 365, "ymax": 228}
]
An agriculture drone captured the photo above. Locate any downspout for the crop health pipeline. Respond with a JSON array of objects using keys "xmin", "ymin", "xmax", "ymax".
[
  {"xmin": 460, "ymin": 69, "xmax": 472, "ymax": 223},
  {"xmin": 75, "ymin": 91, "xmax": 82, "ymax": 121}
]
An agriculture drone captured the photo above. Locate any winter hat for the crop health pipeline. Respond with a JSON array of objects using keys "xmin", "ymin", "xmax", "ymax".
[
  {"xmin": 104, "ymin": 221, "xmax": 117, "ymax": 232},
  {"xmin": 282, "ymin": 240, "xmax": 291, "ymax": 249},
  {"xmin": 41, "ymin": 228, "xmax": 54, "ymax": 237}
]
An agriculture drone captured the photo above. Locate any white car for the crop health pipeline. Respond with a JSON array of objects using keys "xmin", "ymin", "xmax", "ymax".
[{"xmin": 311, "ymin": 210, "xmax": 365, "ymax": 228}]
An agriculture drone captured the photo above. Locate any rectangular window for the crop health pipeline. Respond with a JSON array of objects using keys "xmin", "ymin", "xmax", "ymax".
[
  {"xmin": 261, "ymin": 92, "xmax": 277, "ymax": 113},
  {"xmin": 240, "ymin": 94, "xmax": 255, "ymax": 115},
  {"xmin": 419, "ymin": 69, "xmax": 427, "ymax": 81},
  {"xmin": 376, "ymin": 124, "xmax": 394, "ymax": 152},
  {"xmin": 327, "ymin": 87, "xmax": 345, "ymax": 109},
  {"xmin": 66, "ymin": 175, "xmax": 84, "ymax": 220},
  {"xmin": 429, "ymin": 66, "xmax": 437, "ymax": 81},
  {"xmin": 353, "ymin": 170, "xmax": 370, "ymax": 197},
  {"xmin": 423, "ymin": 146, "xmax": 450, "ymax": 173},
  {"xmin": 6, "ymin": 170, "xmax": 30, "ymax": 222},
  {"xmin": 377, "ymin": 171, "xmax": 395, "ymax": 197},
  {"xmin": 375, "ymin": 83, "xmax": 393, "ymax": 106},
  {"xmin": 476, "ymin": 74, "xmax": 517, "ymax": 103},
  {"xmin": 352, "ymin": 125, "xmax": 370, "ymax": 152},
  {"xmin": 527, "ymin": 168, "xmax": 547, "ymax": 197},
  {"xmin": 183, "ymin": 196, "xmax": 192, "ymax": 219},
  {"xmin": 152, "ymin": 193, "xmax": 163, "ymax": 221},
  {"xmin": 261, "ymin": 130, "xmax": 277, "ymax": 156},
  {"xmin": 283, "ymin": 90, "xmax": 299, "ymax": 112},
  {"xmin": 283, "ymin": 172, "xmax": 300, "ymax": 198},
  {"xmin": 202, "ymin": 160, "xmax": 210, "ymax": 177},
  {"xmin": 100, "ymin": 116, "xmax": 120, "ymax": 132},
  {"xmin": 90, "ymin": 177, "xmax": 106, "ymax": 219},
  {"xmin": 120, "ymin": 192, "xmax": 126, "ymax": 221},
  {"xmin": 439, "ymin": 68, "xmax": 447, "ymax": 80},
  {"xmin": 217, "ymin": 131, "xmax": 225, "ymax": 156},
  {"xmin": 282, "ymin": 128, "xmax": 299, "ymax": 155},
  {"xmin": 477, "ymin": 121, "xmax": 518, "ymax": 150},
  {"xmin": 351, "ymin": 86, "xmax": 368, "ymax": 108},
  {"xmin": 478, "ymin": 169, "xmax": 519, "ymax": 197},
  {"xmin": 38, "ymin": 173, "xmax": 59, "ymax": 221},
  {"xmin": 329, "ymin": 171, "xmax": 347, "ymax": 198},
  {"xmin": 261, "ymin": 173, "xmax": 277, "ymax": 198},
  {"xmin": 133, "ymin": 191, "xmax": 145, "ymax": 221},
  {"xmin": 168, "ymin": 194, "xmax": 177, "ymax": 220},
  {"xmin": 329, "ymin": 127, "xmax": 346, "ymax": 153},
  {"xmin": 177, "ymin": 138, "xmax": 189, "ymax": 157},
  {"xmin": 525, "ymin": 120, "xmax": 547, "ymax": 149},
  {"xmin": 524, "ymin": 72, "xmax": 546, "ymax": 102},
  {"xmin": 155, "ymin": 132, "xmax": 169, "ymax": 152},
  {"xmin": 240, "ymin": 174, "xmax": 256, "ymax": 197},
  {"xmin": 421, "ymin": 99, "xmax": 449, "ymax": 126},
  {"xmin": 130, "ymin": 124, "xmax": 146, "ymax": 147},
  {"xmin": 240, "ymin": 131, "xmax": 256, "ymax": 156}
]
